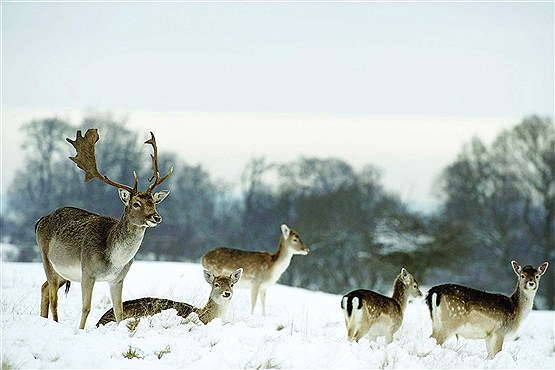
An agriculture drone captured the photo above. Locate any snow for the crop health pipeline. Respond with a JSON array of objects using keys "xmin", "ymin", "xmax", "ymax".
[{"xmin": 2, "ymin": 261, "xmax": 553, "ymax": 369}]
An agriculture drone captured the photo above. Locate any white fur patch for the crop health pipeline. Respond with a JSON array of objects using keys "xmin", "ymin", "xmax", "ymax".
[{"xmin": 51, "ymin": 262, "xmax": 81, "ymax": 282}]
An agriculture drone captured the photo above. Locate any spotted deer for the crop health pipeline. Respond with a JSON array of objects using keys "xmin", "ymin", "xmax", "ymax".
[
  {"xmin": 201, "ymin": 224, "xmax": 309, "ymax": 315},
  {"xmin": 35, "ymin": 129, "xmax": 173, "ymax": 329},
  {"xmin": 341, "ymin": 268, "xmax": 422, "ymax": 344},
  {"xmin": 425, "ymin": 261, "xmax": 549, "ymax": 359},
  {"xmin": 97, "ymin": 268, "xmax": 243, "ymax": 326}
]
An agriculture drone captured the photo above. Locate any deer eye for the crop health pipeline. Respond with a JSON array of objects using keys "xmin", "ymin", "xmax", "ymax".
[
  {"xmin": 231, "ymin": 283, "xmax": 234, "ymax": 287},
  {"xmin": 293, "ymin": 238, "xmax": 298, "ymax": 242},
  {"xmin": 214, "ymin": 283, "xmax": 220, "ymax": 288},
  {"xmin": 521, "ymin": 274, "xmax": 525, "ymax": 278},
  {"xmin": 132, "ymin": 202, "xmax": 141, "ymax": 209}
]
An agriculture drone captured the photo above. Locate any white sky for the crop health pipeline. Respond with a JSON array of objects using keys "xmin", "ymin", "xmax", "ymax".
[{"xmin": 1, "ymin": 2, "xmax": 553, "ymax": 212}]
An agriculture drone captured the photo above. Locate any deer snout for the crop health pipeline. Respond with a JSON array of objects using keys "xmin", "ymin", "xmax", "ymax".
[
  {"xmin": 222, "ymin": 290, "xmax": 232, "ymax": 300},
  {"xmin": 526, "ymin": 280, "xmax": 536, "ymax": 290},
  {"xmin": 146, "ymin": 213, "xmax": 162, "ymax": 227}
]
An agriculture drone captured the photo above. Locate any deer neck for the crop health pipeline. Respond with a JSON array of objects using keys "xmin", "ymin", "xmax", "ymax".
[
  {"xmin": 391, "ymin": 277, "xmax": 409, "ymax": 313},
  {"xmin": 510, "ymin": 282, "xmax": 536, "ymax": 324},
  {"xmin": 108, "ymin": 210, "xmax": 147, "ymax": 266},
  {"xmin": 198, "ymin": 297, "xmax": 229, "ymax": 324},
  {"xmin": 270, "ymin": 238, "xmax": 294, "ymax": 276}
]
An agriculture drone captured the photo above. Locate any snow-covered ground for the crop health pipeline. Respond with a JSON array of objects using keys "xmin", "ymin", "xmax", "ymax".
[{"xmin": 2, "ymin": 261, "xmax": 553, "ymax": 369}]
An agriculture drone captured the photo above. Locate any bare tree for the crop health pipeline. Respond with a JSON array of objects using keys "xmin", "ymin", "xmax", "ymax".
[
  {"xmin": 438, "ymin": 116, "xmax": 554, "ymax": 308},
  {"xmin": 240, "ymin": 156, "xmax": 276, "ymax": 246},
  {"xmin": 491, "ymin": 116, "xmax": 554, "ymax": 308}
]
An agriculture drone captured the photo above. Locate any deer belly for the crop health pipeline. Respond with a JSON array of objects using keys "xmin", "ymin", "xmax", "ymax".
[
  {"xmin": 454, "ymin": 313, "xmax": 501, "ymax": 339},
  {"xmin": 50, "ymin": 261, "xmax": 82, "ymax": 282},
  {"xmin": 368, "ymin": 319, "xmax": 394, "ymax": 337},
  {"xmin": 456, "ymin": 323, "xmax": 490, "ymax": 339}
]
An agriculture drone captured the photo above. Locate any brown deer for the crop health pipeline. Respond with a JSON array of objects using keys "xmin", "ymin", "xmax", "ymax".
[
  {"xmin": 341, "ymin": 268, "xmax": 422, "ymax": 344},
  {"xmin": 35, "ymin": 129, "xmax": 173, "ymax": 329},
  {"xmin": 425, "ymin": 261, "xmax": 549, "ymax": 359},
  {"xmin": 201, "ymin": 224, "xmax": 309, "ymax": 315},
  {"xmin": 96, "ymin": 268, "xmax": 243, "ymax": 326}
]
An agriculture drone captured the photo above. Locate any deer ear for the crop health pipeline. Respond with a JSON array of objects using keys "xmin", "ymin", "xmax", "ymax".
[
  {"xmin": 281, "ymin": 224, "xmax": 291, "ymax": 239},
  {"xmin": 400, "ymin": 268, "xmax": 410, "ymax": 282},
  {"xmin": 230, "ymin": 268, "xmax": 243, "ymax": 284},
  {"xmin": 538, "ymin": 262, "xmax": 549, "ymax": 276},
  {"xmin": 203, "ymin": 270, "xmax": 215, "ymax": 284},
  {"xmin": 118, "ymin": 188, "xmax": 131, "ymax": 206},
  {"xmin": 511, "ymin": 261, "xmax": 521, "ymax": 275},
  {"xmin": 153, "ymin": 190, "xmax": 170, "ymax": 204}
]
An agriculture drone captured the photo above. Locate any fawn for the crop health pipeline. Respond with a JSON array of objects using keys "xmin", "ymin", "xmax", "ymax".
[
  {"xmin": 36, "ymin": 130, "xmax": 172, "ymax": 329},
  {"xmin": 425, "ymin": 260, "xmax": 549, "ymax": 359},
  {"xmin": 341, "ymin": 268, "xmax": 422, "ymax": 344},
  {"xmin": 97, "ymin": 268, "xmax": 243, "ymax": 326},
  {"xmin": 201, "ymin": 224, "xmax": 309, "ymax": 315}
]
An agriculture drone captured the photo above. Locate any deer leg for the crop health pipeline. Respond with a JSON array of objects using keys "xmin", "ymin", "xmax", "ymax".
[
  {"xmin": 109, "ymin": 279, "xmax": 124, "ymax": 323},
  {"xmin": 260, "ymin": 288, "xmax": 267, "ymax": 316},
  {"xmin": 346, "ymin": 326, "xmax": 355, "ymax": 341},
  {"xmin": 485, "ymin": 334, "xmax": 504, "ymax": 360},
  {"xmin": 353, "ymin": 329, "xmax": 365, "ymax": 343},
  {"xmin": 385, "ymin": 330, "xmax": 394, "ymax": 344},
  {"xmin": 79, "ymin": 275, "xmax": 96, "ymax": 329},
  {"xmin": 431, "ymin": 329, "xmax": 449, "ymax": 346},
  {"xmin": 492, "ymin": 334, "xmax": 504, "ymax": 357},
  {"xmin": 40, "ymin": 281, "xmax": 50, "ymax": 318},
  {"xmin": 46, "ymin": 275, "xmax": 65, "ymax": 322},
  {"xmin": 41, "ymin": 254, "xmax": 63, "ymax": 321},
  {"xmin": 48, "ymin": 280, "xmax": 60, "ymax": 322},
  {"xmin": 345, "ymin": 318, "xmax": 355, "ymax": 341},
  {"xmin": 250, "ymin": 285, "xmax": 260, "ymax": 315}
]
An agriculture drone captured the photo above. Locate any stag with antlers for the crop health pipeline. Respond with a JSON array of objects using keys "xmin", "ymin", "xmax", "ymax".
[{"xmin": 35, "ymin": 129, "xmax": 173, "ymax": 329}]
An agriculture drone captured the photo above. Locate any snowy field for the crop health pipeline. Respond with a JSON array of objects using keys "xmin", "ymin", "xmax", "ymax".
[{"xmin": 2, "ymin": 261, "xmax": 553, "ymax": 369}]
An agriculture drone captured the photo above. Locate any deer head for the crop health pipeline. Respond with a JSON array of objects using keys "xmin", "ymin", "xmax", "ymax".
[
  {"xmin": 281, "ymin": 224, "xmax": 309, "ymax": 255},
  {"xmin": 67, "ymin": 129, "xmax": 173, "ymax": 227},
  {"xmin": 512, "ymin": 260, "xmax": 549, "ymax": 293},
  {"xmin": 400, "ymin": 267, "xmax": 423, "ymax": 299},
  {"xmin": 203, "ymin": 268, "xmax": 243, "ymax": 305}
]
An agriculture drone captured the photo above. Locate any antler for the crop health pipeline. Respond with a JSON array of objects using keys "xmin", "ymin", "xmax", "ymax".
[
  {"xmin": 67, "ymin": 129, "xmax": 138, "ymax": 194},
  {"xmin": 144, "ymin": 132, "xmax": 173, "ymax": 193}
]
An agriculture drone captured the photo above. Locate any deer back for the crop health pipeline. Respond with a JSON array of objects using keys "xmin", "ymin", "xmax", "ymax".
[
  {"xmin": 202, "ymin": 248, "xmax": 273, "ymax": 285},
  {"xmin": 96, "ymin": 297, "xmax": 195, "ymax": 326},
  {"xmin": 342, "ymin": 289, "xmax": 402, "ymax": 322}
]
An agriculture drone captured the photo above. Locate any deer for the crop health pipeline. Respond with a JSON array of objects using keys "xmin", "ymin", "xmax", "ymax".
[
  {"xmin": 96, "ymin": 268, "xmax": 243, "ymax": 326},
  {"xmin": 201, "ymin": 224, "xmax": 309, "ymax": 315},
  {"xmin": 35, "ymin": 129, "xmax": 173, "ymax": 329},
  {"xmin": 341, "ymin": 268, "xmax": 423, "ymax": 344},
  {"xmin": 425, "ymin": 261, "xmax": 549, "ymax": 359}
]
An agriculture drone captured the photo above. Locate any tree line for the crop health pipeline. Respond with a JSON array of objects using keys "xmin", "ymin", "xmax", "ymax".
[{"xmin": 2, "ymin": 114, "xmax": 553, "ymax": 309}]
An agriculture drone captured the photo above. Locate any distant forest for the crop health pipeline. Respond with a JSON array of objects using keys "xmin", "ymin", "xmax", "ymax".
[{"xmin": 2, "ymin": 114, "xmax": 553, "ymax": 309}]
